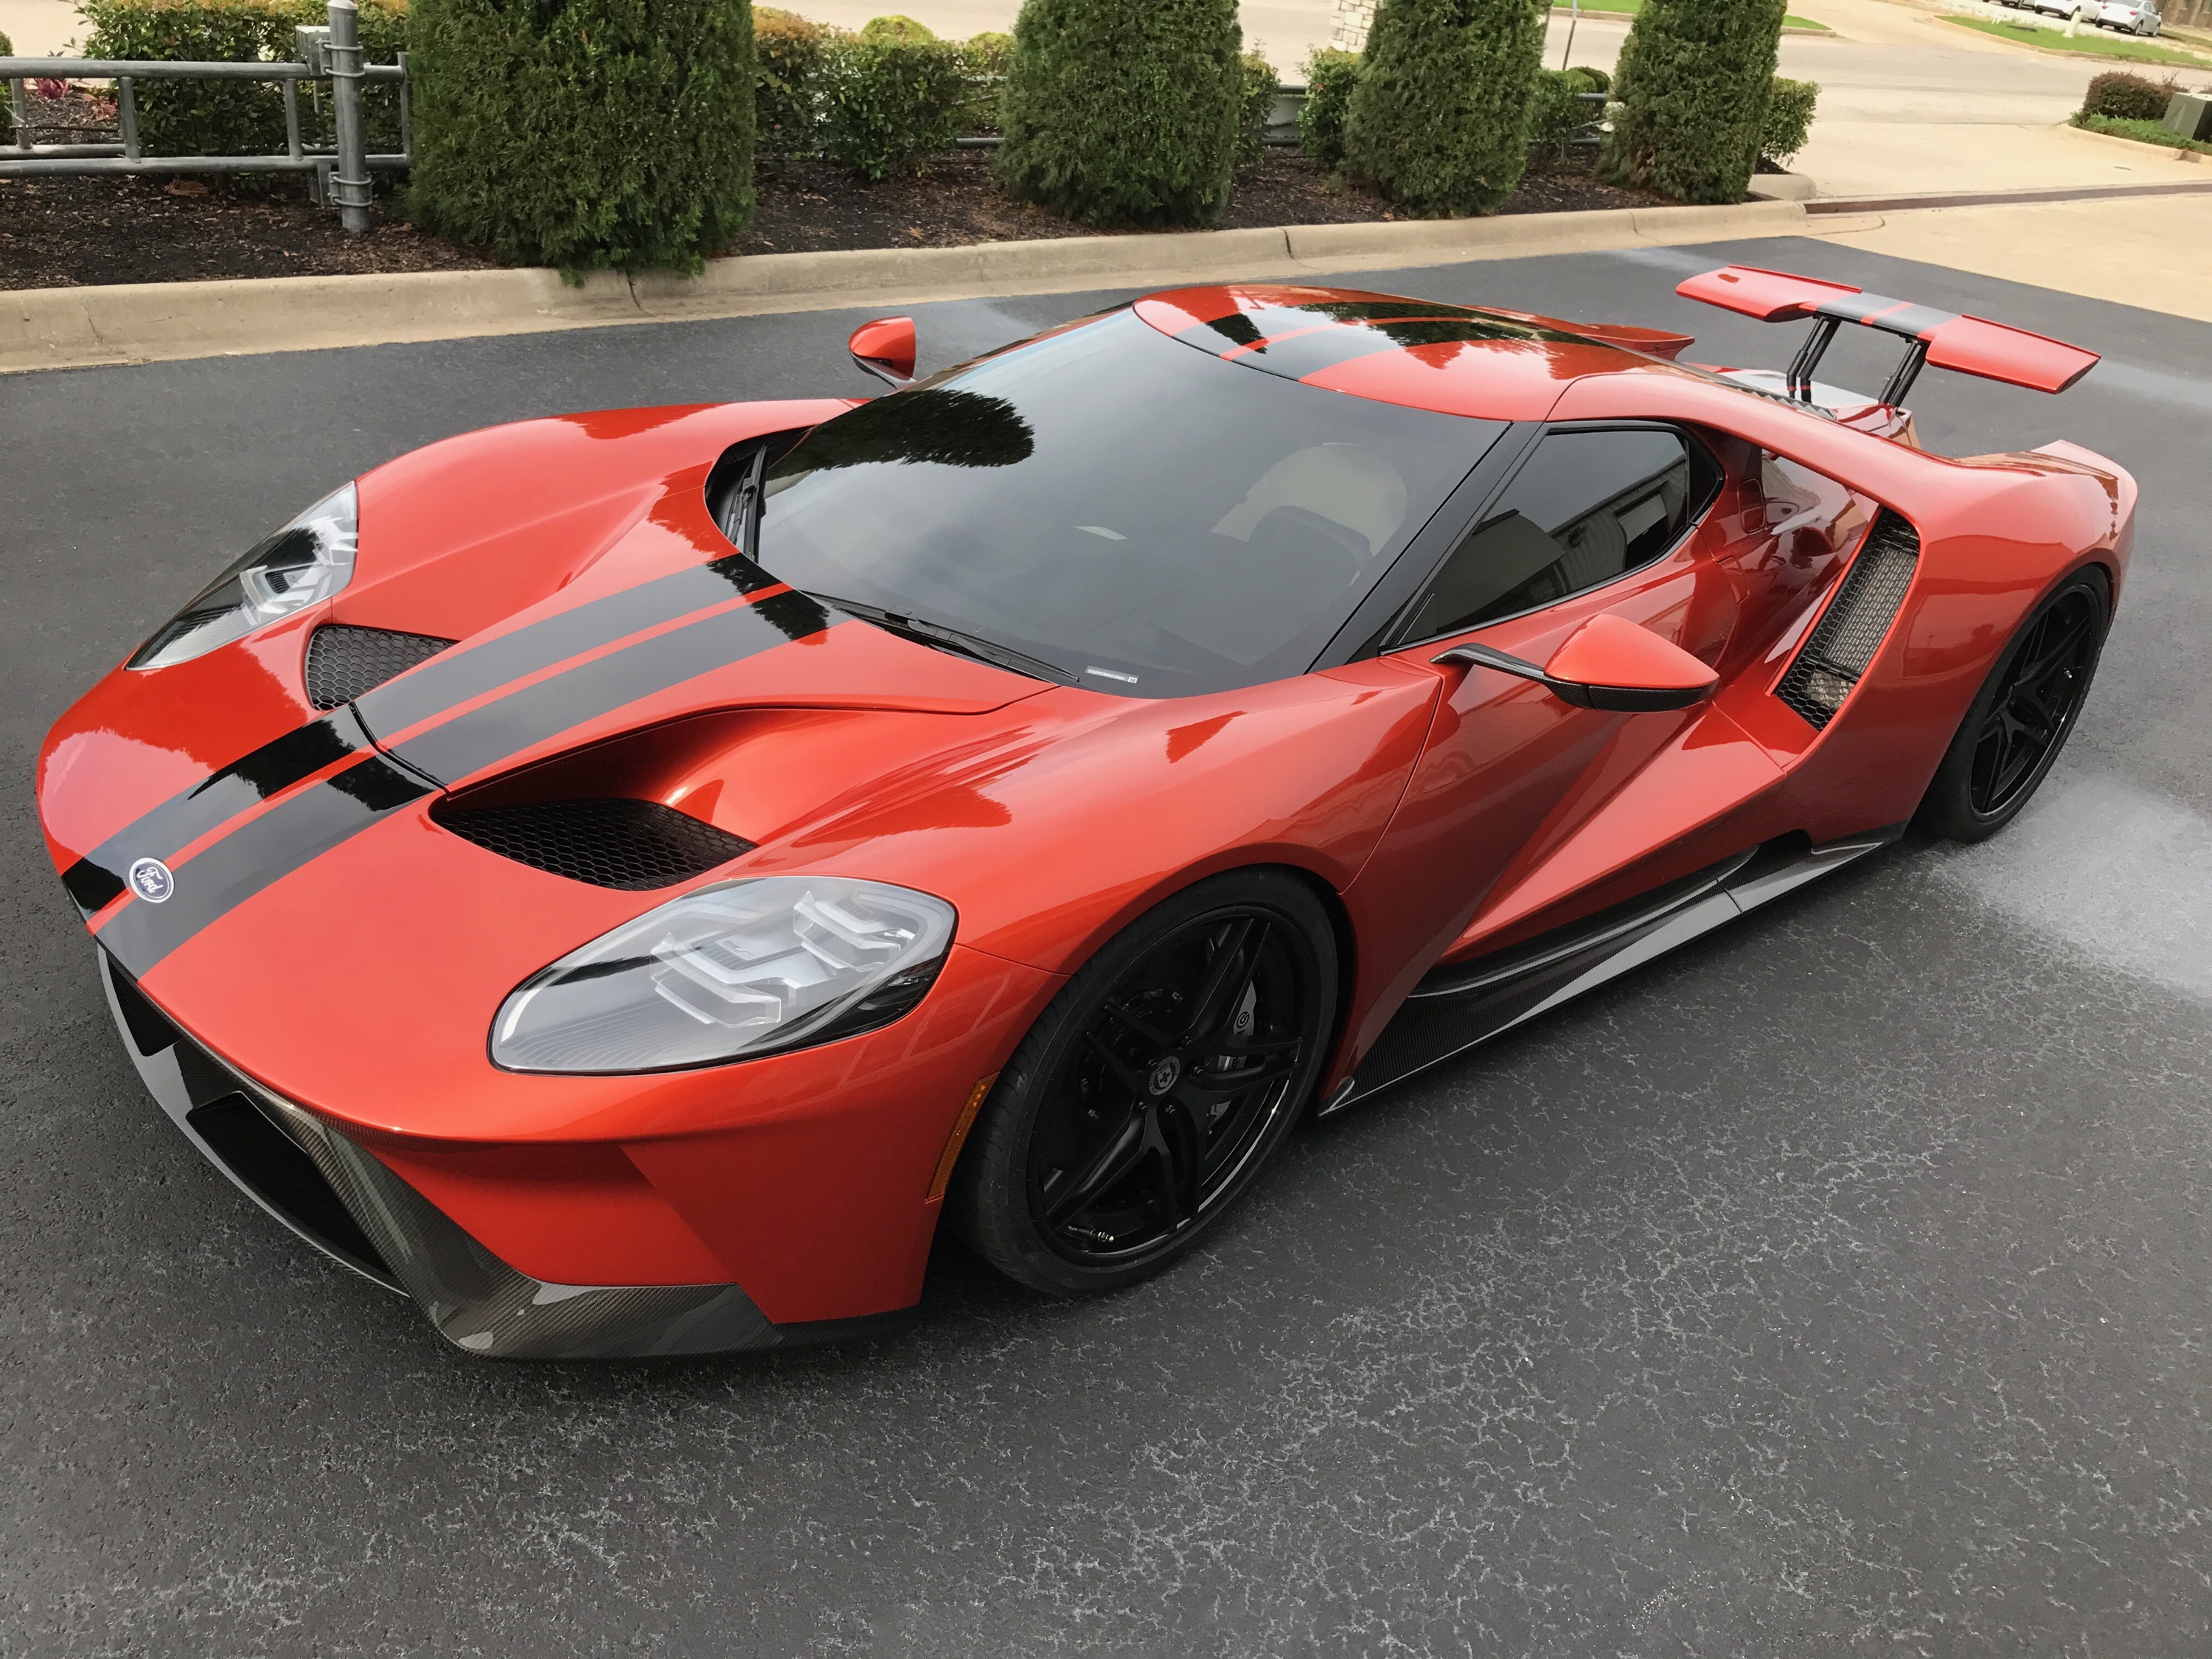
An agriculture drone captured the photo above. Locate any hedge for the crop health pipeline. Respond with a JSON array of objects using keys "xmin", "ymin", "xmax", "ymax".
[
  {"xmin": 756, "ymin": 7, "xmax": 829, "ymax": 155},
  {"xmin": 1298, "ymin": 46, "xmax": 1363, "ymax": 169},
  {"xmin": 819, "ymin": 30, "xmax": 969, "ymax": 178},
  {"xmin": 2083, "ymin": 69, "xmax": 2177, "ymax": 120},
  {"xmin": 1761, "ymin": 74, "xmax": 1816, "ymax": 163},
  {"xmin": 78, "ymin": 0, "xmax": 407, "ymax": 167},
  {"xmin": 1528, "ymin": 64, "xmax": 1607, "ymax": 156},
  {"xmin": 408, "ymin": 0, "xmax": 754, "ymax": 272},
  {"xmin": 1236, "ymin": 49, "xmax": 1279, "ymax": 172},
  {"xmin": 1601, "ymin": 0, "xmax": 1787, "ymax": 204},
  {"xmin": 1343, "ymin": 0, "xmax": 1545, "ymax": 217},
  {"xmin": 995, "ymin": 0, "xmax": 1244, "ymax": 227}
]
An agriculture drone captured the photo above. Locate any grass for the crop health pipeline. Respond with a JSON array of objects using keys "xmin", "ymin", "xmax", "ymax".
[
  {"xmin": 2073, "ymin": 109, "xmax": 2212, "ymax": 150},
  {"xmin": 1941, "ymin": 14, "xmax": 2212, "ymax": 66},
  {"xmin": 1551, "ymin": 0, "xmax": 1832, "ymax": 27}
]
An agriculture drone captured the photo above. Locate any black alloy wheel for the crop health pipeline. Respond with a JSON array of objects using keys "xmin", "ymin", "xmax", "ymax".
[
  {"xmin": 1917, "ymin": 568, "xmax": 2109, "ymax": 841},
  {"xmin": 952, "ymin": 871, "xmax": 1337, "ymax": 1294}
]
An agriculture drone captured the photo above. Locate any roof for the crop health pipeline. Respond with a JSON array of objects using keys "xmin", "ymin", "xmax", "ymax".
[{"xmin": 1135, "ymin": 285, "xmax": 1701, "ymax": 422}]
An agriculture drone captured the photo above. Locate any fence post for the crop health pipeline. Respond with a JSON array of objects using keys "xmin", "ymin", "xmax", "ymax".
[
  {"xmin": 326, "ymin": 0, "xmax": 371, "ymax": 233},
  {"xmin": 7, "ymin": 78, "xmax": 28, "ymax": 153}
]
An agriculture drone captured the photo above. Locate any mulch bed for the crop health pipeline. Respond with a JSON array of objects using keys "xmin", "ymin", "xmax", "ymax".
[{"xmin": 1, "ymin": 136, "xmax": 1672, "ymax": 291}]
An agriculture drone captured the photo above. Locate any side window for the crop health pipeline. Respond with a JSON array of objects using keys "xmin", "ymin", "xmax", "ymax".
[{"xmin": 1400, "ymin": 428, "xmax": 1713, "ymax": 642}]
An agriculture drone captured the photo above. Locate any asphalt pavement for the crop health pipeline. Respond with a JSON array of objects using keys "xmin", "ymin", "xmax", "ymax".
[{"xmin": 4, "ymin": 240, "xmax": 2210, "ymax": 1656}]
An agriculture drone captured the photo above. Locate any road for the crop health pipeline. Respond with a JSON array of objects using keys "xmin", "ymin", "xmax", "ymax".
[{"xmin": 4, "ymin": 238, "xmax": 2209, "ymax": 1655}]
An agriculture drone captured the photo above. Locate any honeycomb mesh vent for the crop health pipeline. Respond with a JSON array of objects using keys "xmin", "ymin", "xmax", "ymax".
[
  {"xmin": 1775, "ymin": 512, "xmax": 1920, "ymax": 728},
  {"xmin": 431, "ymin": 798, "xmax": 754, "ymax": 890},
  {"xmin": 305, "ymin": 625, "xmax": 456, "ymax": 710}
]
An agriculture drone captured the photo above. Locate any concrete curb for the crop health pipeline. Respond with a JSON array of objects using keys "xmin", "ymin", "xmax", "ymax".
[
  {"xmin": 1807, "ymin": 178, "xmax": 2212, "ymax": 212},
  {"xmin": 2, "ymin": 200, "xmax": 1812, "ymax": 375}
]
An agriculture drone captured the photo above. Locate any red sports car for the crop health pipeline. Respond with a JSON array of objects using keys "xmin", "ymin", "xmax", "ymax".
[{"xmin": 38, "ymin": 269, "xmax": 2129, "ymax": 1357}]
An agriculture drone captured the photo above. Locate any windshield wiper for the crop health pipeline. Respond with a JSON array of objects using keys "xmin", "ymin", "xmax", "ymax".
[{"xmin": 808, "ymin": 594, "xmax": 1077, "ymax": 686}]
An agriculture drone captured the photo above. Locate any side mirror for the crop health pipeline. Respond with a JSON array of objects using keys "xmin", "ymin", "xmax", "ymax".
[
  {"xmin": 848, "ymin": 316, "xmax": 917, "ymax": 389},
  {"xmin": 1435, "ymin": 613, "xmax": 1718, "ymax": 712}
]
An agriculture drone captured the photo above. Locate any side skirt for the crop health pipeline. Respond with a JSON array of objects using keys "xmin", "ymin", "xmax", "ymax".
[{"xmin": 1326, "ymin": 824, "xmax": 1905, "ymax": 1114}]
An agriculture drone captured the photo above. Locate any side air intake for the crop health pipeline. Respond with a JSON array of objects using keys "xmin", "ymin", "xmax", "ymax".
[
  {"xmin": 431, "ymin": 798, "xmax": 755, "ymax": 890},
  {"xmin": 1775, "ymin": 512, "xmax": 1920, "ymax": 728},
  {"xmin": 305, "ymin": 624, "xmax": 456, "ymax": 710}
]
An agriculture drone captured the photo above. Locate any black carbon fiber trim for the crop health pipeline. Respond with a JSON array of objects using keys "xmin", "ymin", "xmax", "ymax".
[
  {"xmin": 1775, "ymin": 513, "xmax": 1921, "ymax": 729},
  {"xmin": 431, "ymin": 797, "xmax": 754, "ymax": 889},
  {"xmin": 1812, "ymin": 294, "xmax": 1958, "ymax": 339},
  {"xmin": 97, "ymin": 949, "xmax": 890, "ymax": 1360},
  {"xmin": 305, "ymin": 625, "xmax": 456, "ymax": 710}
]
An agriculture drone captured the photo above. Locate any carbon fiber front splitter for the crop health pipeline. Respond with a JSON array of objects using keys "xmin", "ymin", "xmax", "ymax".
[{"xmin": 97, "ymin": 950, "xmax": 910, "ymax": 1359}]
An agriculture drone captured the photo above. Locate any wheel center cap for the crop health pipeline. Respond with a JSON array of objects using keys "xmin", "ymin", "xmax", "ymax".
[{"xmin": 1147, "ymin": 1056, "xmax": 1182, "ymax": 1097}]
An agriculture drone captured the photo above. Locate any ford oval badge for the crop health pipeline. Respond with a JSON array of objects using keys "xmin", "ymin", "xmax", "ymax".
[{"xmin": 128, "ymin": 857, "xmax": 175, "ymax": 904}]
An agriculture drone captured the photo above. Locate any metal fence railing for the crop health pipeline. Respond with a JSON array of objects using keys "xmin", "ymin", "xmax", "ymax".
[{"xmin": 0, "ymin": 0, "xmax": 406, "ymax": 232}]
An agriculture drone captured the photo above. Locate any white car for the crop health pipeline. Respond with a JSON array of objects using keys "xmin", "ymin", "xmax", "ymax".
[{"xmin": 2098, "ymin": 0, "xmax": 2162, "ymax": 32}]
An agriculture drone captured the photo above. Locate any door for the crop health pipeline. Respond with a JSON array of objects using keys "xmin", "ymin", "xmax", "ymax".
[{"xmin": 1339, "ymin": 422, "xmax": 1781, "ymax": 1080}]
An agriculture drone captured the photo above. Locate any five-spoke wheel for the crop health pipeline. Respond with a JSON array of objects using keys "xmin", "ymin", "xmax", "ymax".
[{"xmin": 951, "ymin": 870, "xmax": 1337, "ymax": 1293}]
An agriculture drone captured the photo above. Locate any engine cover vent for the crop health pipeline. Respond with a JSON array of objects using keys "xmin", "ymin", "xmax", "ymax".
[
  {"xmin": 305, "ymin": 625, "xmax": 456, "ymax": 710},
  {"xmin": 1775, "ymin": 512, "xmax": 1920, "ymax": 728},
  {"xmin": 431, "ymin": 798, "xmax": 755, "ymax": 890}
]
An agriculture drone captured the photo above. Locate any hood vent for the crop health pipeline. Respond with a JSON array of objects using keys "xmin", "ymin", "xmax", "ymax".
[
  {"xmin": 431, "ymin": 797, "xmax": 754, "ymax": 890},
  {"xmin": 1775, "ymin": 512, "xmax": 1920, "ymax": 728},
  {"xmin": 306, "ymin": 625, "xmax": 457, "ymax": 711}
]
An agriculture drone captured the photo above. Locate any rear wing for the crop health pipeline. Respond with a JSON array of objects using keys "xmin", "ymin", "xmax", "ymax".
[{"xmin": 1676, "ymin": 265, "xmax": 2099, "ymax": 406}]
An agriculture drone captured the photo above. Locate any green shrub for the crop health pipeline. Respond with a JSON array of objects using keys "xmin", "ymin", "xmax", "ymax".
[
  {"xmin": 1573, "ymin": 63, "xmax": 1610, "ymax": 94},
  {"xmin": 1761, "ymin": 72, "xmax": 1816, "ymax": 162},
  {"xmin": 1527, "ymin": 65, "xmax": 1607, "ymax": 156},
  {"xmin": 756, "ymin": 6, "xmax": 829, "ymax": 154},
  {"xmin": 1343, "ymin": 0, "xmax": 1545, "ymax": 217},
  {"xmin": 819, "ymin": 31, "xmax": 967, "ymax": 178},
  {"xmin": 0, "ymin": 26, "xmax": 13, "ymax": 52},
  {"xmin": 956, "ymin": 29, "xmax": 1011, "ymax": 134},
  {"xmin": 2082, "ymin": 68, "xmax": 2176, "ymax": 120},
  {"xmin": 2074, "ymin": 109, "xmax": 2212, "ymax": 150},
  {"xmin": 996, "ymin": 0, "xmax": 1244, "ymax": 227},
  {"xmin": 1601, "ymin": 0, "xmax": 1786, "ymax": 204},
  {"xmin": 1236, "ymin": 48, "xmax": 1279, "ymax": 172},
  {"xmin": 858, "ymin": 13, "xmax": 932, "ymax": 42},
  {"xmin": 408, "ymin": 0, "xmax": 754, "ymax": 272},
  {"xmin": 78, "ymin": 0, "xmax": 407, "ymax": 170},
  {"xmin": 1296, "ymin": 46, "xmax": 1363, "ymax": 168}
]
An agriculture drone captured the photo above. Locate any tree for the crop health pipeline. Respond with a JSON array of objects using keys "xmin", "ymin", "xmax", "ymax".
[
  {"xmin": 1600, "ymin": 0, "xmax": 1787, "ymax": 204},
  {"xmin": 995, "ymin": 0, "xmax": 1243, "ymax": 227},
  {"xmin": 1341, "ymin": 0, "xmax": 1546, "ymax": 218}
]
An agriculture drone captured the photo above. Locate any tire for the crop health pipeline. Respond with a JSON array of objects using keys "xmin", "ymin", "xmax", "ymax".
[
  {"xmin": 950, "ymin": 869, "xmax": 1338, "ymax": 1295},
  {"xmin": 1915, "ymin": 567, "xmax": 2109, "ymax": 843}
]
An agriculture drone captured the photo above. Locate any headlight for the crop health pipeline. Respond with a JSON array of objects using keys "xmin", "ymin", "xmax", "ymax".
[
  {"xmin": 491, "ymin": 876, "xmax": 957, "ymax": 1074},
  {"xmin": 129, "ymin": 483, "xmax": 358, "ymax": 669}
]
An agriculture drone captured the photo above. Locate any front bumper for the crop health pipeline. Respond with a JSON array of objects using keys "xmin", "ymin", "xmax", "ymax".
[{"xmin": 99, "ymin": 950, "xmax": 908, "ymax": 1358}]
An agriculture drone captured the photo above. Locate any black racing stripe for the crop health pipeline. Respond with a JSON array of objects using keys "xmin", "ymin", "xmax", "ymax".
[
  {"xmin": 60, "ymin": 709, "xmax": 375, "ymax": 921},
  {"xmin": 97, "ymin": 754, "xmax": 436, "ymax": 979},
  {"xmin": 392, "ymin": 587, "xmax": 833, "ymax": 785},
  {"xmin": 1812, "ymin": 293, "xmax": 1959, "ymax": 339},
  {"xmin": 355, "ymin": 553, "xmax": 780, "ymax": 735},
  {"xmin": 58, "ymin": 554, "xmax": 779, "ymax": 922},
  {"xmin": 84, "ymin": 577, "xmax": 822, "ymax": 975}
]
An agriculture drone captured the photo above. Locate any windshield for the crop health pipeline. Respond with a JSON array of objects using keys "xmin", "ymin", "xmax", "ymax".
[{"xmin": 753, "ymin": 309, "xmax": 1502, "ymax": 697}]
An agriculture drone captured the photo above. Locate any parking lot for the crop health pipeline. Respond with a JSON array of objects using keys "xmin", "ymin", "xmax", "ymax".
[{"xmin": 4, "ymin": 238, "xmax": 2210, "ymax": 1655}]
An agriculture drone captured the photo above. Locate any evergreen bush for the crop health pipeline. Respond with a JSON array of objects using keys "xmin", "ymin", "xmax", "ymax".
[
  {"xmin": 1527, "ymin": 64, "xmax": 1606, "ymax": 156},
  {"xmin": 820, "ymin": 29, "xmax": 967, "ymax": 178},
  {"xmin": 756, "ymin": 6, "xmax": 829, "ymax": 154},
  {"xmin": 408, "ymin": 0, "xmax": 754, "ymax": 272},
  {"xmin": 1297, "ymin": 46, "xmax": 1363, "ymax": 168},
  {"xmin": 1600, "ymin": 0, "xmax": 1786, "ymax": 204},
  {"xmin": 2082, "ymin": 69, "xmax": 2175, "ymax": 120},
  {"xmin": 995, "ymin": 0, "xmax": 1244, "ymax": 227},
  {"xmin": 78, "ymin": 0, "xmax": 406, "ymax": 164},
  {"xmin": 1761, "ymin": 73, "xmax": 1816, "ymax": 163},
  {"xmin": 957, "ymin": 30, "xmax": 1012, "ymax": 135},
  {"xmin": 857, "ymin": 13, "xmax": 932, "ymax": 42},
  {"xmin": 1236, "ymin": 49, "xmax": 1279, "ymax": 172},
  {"xmin": 1341, "ymin": 0, "xmax": 1546, "ymax": 218}
]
